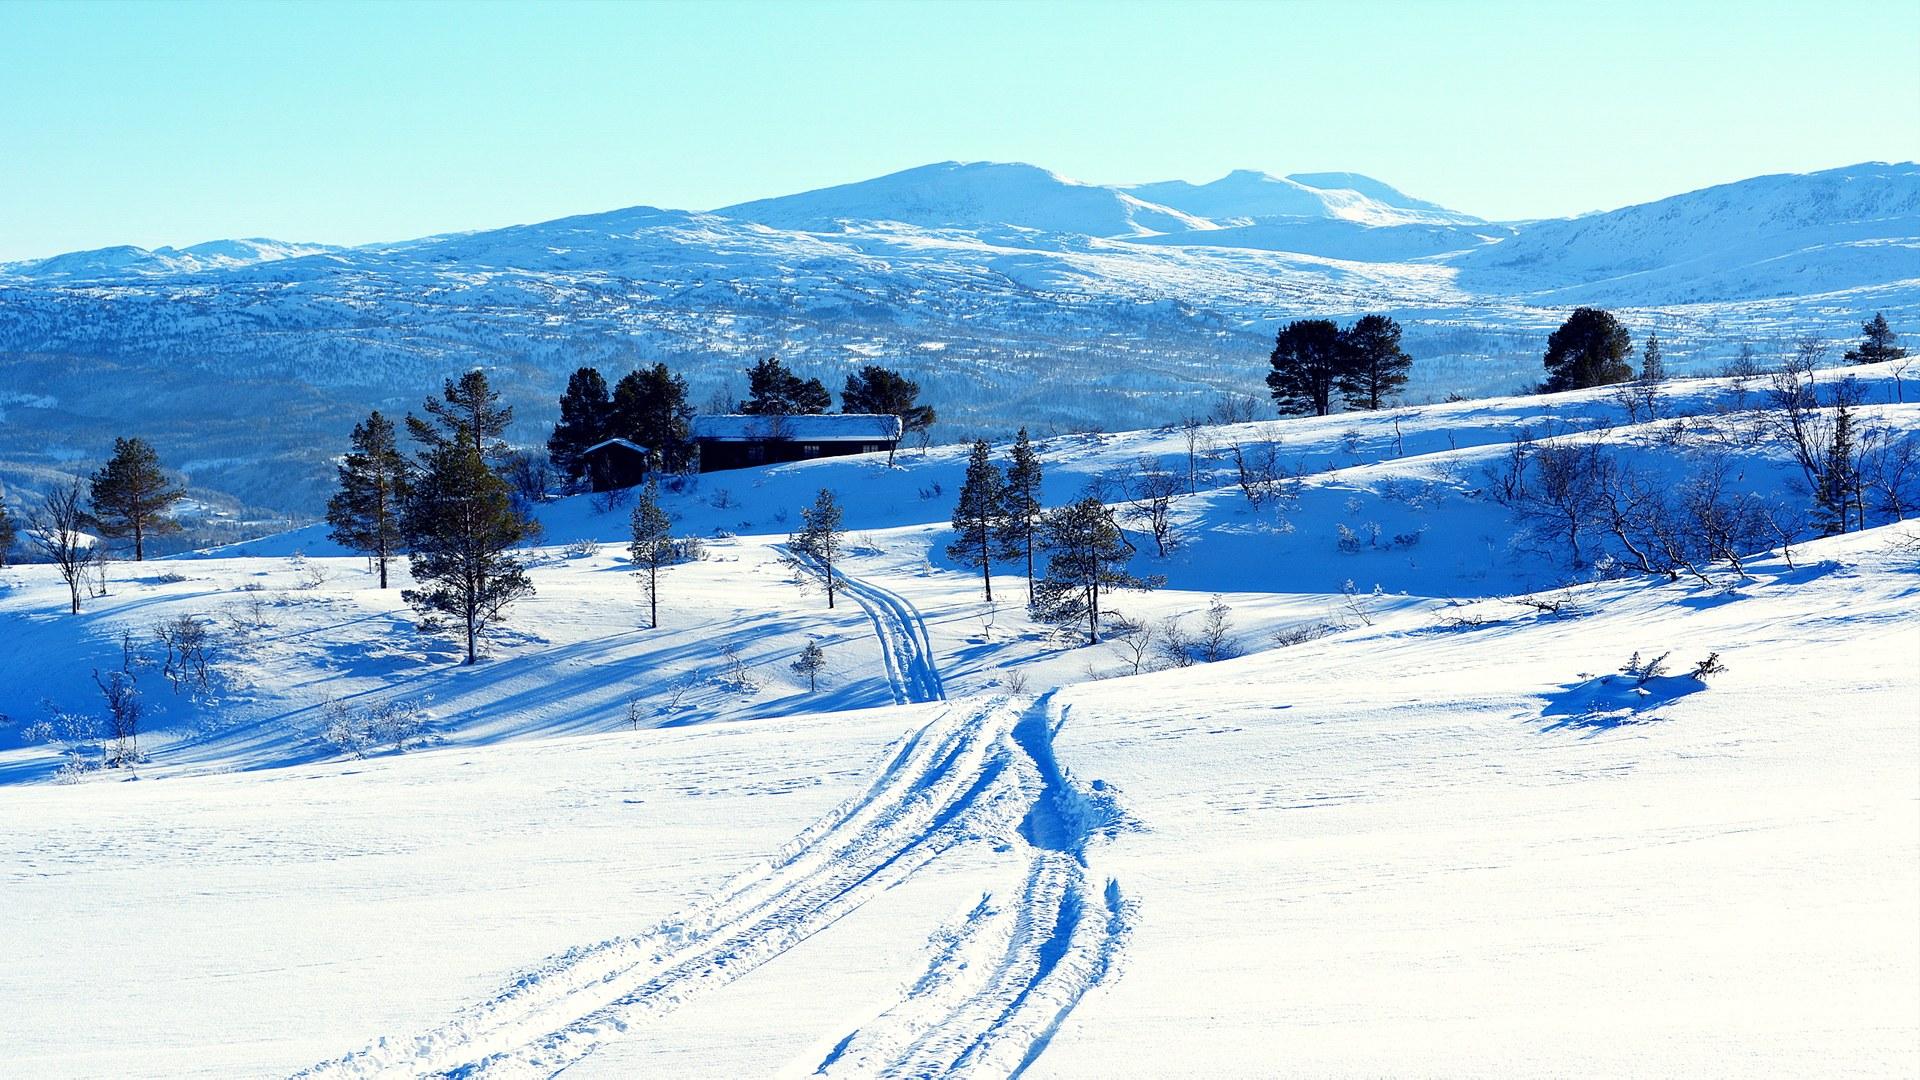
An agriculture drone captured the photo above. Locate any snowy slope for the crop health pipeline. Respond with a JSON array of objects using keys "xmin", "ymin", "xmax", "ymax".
[
  {"xmin": 1458, "ymin": 161, "xmax": 1920, "ymax": 303},
  {"xmin": 1128, "ymin": 168, "xmax": 1484, "ymax": 226},
  {"xmin": 713, "ymin": 160, "xmax": 1219, "ymax": 239},
  {"xmin": 4, "ymin": 365, "xmax": 1920, "ymax": 1075}
]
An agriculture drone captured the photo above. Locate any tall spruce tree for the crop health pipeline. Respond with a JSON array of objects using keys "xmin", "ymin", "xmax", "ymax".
[
  {"xmin": 326, "ymin": 411, "xmax": 410, "ymax": 589},
  {"xmin": 947, "ymin": 440, "xmax": 1006, "ymax": 601},
  {"xmin": 627, "ymin": 478, "xmax": 675, "ymax": 628},
  {"xmin": 1541, "ymin": 307, "xmax": 1634, "ymax": 392},
  {"xmin": 739, "ymin": 356, "xmax": 831, "ymax": 416},
  {"xmin": 408, "ymin": 369, "xmax": 514, "ymax": 462},
  {"xmin": 0, "ymin": 493, "xmax": 15, "ymax": 568},
  {"xmin": 401, "ymin": 440, "xmax": 535, "ymax": 664},
  {"xmin": 610, "ymin": 363, "xmax": 695, "ymax": 471},
  {"xmin": 1640, "ymin": 332, "xmax": 1666, "ymax": 382},
  {"xmin": 1030, "ymin": 497, "xmax": 1156, "ymax": 645},
  {"xmin": 842, "ymin": 365, "xmax": 936, "ymax": 462},
  {"xmin": 1267, "ymin": 319, "xmax": 1348, "ymax": 417},
  {"xmin": 89, "ymin": 437, "xmax": 184, "ymax": 561},
  {"xmin": 1336, "ymin": 314, "xmax": 1413, "ymax": 411},
  {"xmin": 997, "ymin": 428, "xmax": 1045, "ymax": 602},
  {"xmin": 1843, "ymin": 312, "xmax": 1906, "ymax": 366},
  {"xmin": 788, "ymin": 488, "xmax": 847, "ymax": 609},
  {"xmin": 547, "ymin": 367, "xmax": 612, "ymax": 483}
]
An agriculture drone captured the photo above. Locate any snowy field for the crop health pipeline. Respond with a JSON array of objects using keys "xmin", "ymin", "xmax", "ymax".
[{"xmin": 2, "ymin": 365, "xmax": 1917, "ymax": 1077}]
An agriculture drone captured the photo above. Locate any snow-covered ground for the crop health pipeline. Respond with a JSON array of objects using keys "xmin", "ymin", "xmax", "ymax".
[{"xmin": 2, "ymin": 366, "xmax": 1916, "ymax": 1077}]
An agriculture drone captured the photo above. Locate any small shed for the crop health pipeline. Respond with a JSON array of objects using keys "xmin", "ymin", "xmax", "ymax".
[
  {"xmin": 691, "ymin": 414, "xmax": 904, "ymax": 473},
  {"xmin": 580, "ymin": 437, "xmax": 652, "ymax": 492}
]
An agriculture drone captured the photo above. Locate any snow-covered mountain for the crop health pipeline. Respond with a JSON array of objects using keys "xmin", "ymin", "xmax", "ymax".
[
  {"xmin": 1, "ymin": 160, "xmax": 1915, "ymax": 526},
  {"xmin": 1127, "ymin": 168, "xmax": 1484, "ymax": 226}
]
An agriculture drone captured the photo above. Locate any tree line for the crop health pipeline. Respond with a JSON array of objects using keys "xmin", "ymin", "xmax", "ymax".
[{"xmin": 545, "ymin": 355, "xmax": 936, "ymax": 486}]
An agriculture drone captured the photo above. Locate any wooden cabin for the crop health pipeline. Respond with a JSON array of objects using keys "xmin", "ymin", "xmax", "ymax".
[
  {"xmin": 691, "ymin": 414, "xmax": 904, "ymax": 473},
  {"xmin": 580, "ymin": 437, "xmax": 652, "ymax": 492}
]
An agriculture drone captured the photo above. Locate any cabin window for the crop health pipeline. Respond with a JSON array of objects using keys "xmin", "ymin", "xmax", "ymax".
[
  {"xmin": 803, "ymin": 443, "xmax": 821, "ymax": 457},
  {"xmin": 746, "ymin": 444, "xmax": 766, "ymax": 464}
]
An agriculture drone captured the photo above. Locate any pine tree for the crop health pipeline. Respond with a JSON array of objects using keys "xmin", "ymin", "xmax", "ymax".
[
  {"xmin": 401, "ymin": 441, "xmax": 535, "ymax": 664},
  {"xmin": 997, "ymin": 428, "xmax": 1045, "ymax": 602},
  {"xmin": 1818, "ymin": 400, "xmax": 1860, "ymax": 535},
  {"xmin": 627, "ymin": 478, "xmax": 675, "ymax": 628},
  {"xmin": 1267, "ymin": 319, "xmax": 1348, "ymax": 416},
  {"xmin": 788, "ymin": 488, "xmax": 846, "ymax": 608},
  {"xmin": 1640, "ymin": 331, "xmax": 1666, "ymax": 382},
  {"xmin": 610, "ymin": 363, "xmax": 695, "ymax": 472},
  {"xmin": 739, "ymin": 356, "xmax": 831, "ymax": 416},
  {"xmin": 1336, "ymin": 314, "xmax": 1412, "ymax": 411},
  {"xmin": 88, "ymin": 436, "xmax": 184, "ymax": 561},
  {"xmin": 1843, "ymin": 312, "xmax": 1907, "ymax": 366},
  {"xmin": 947, "ymin": 439, "xmax": 1006, "ymax": 601},
  {"xmin": 0, "ymin": 493, "xmax": 15, "ymax": 568},
  {"xmin": 547, "ymin": 366, "xmax": 612, "ymax": 484},
  {"xmin": 791, "ymin": 639, "xmax": 828, "ymax": 692},
  {"xmin": 1542, "ymin": 307, "xmax": 1634, "ymax": 392},
  {"xmin": 326, "ymin": 411, "xmax": 410, "ymax": 588},
  {"xmin": 1031, "ymin": 497, "xmax": 1158, "ymax": 645},
  {"xmin": 842, "ymin": 365, "xmax": 936, "ymax": 462},
  {"xmin": 408, "ymin": 370, "xmax": 514, "ymax": 462}
]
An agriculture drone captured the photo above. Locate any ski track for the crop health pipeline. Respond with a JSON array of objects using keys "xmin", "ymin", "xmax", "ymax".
[
  {"xmin": 295, "ymin": 692, "xmax": 1128, "ymax": 1079},
  {"xmin": 791, "ymin": 548, "xmax": 946, "ymax": 705}
]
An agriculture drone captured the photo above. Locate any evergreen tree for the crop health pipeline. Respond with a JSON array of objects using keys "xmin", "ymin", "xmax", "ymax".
[
  {"xmin": 326, "ymin": 411, "xmax": 410, "ymax": 589},
  {"xmin": 610, "ymin": 363, "xmax": 695, "ymax": 472},
  {"xmin": 547, "ymin": 367, "xmax": 612, "ymax": 483},
  {"xmin": 1639, "ymin": 331, "xmax": 1666, "ymax": 382},
  {"xmin": 408, "ymin": 369, "xmax": 514, "ymax": 462},
  {"xmin": 947, "ymin": 440, "xmax": 1006, "ymax": 601},
  {"xmin": 0, "ymin": 493, "xmax": 15, "ymax": 568},
  {"xmin": 1336, "ymin": 314, "xmax": 1412, "ymax": 411},
  {"xmin": 791, "ymin": 639, "xmax": 828, "ymax": 692},
  {"xmin": 88, "ymin": 436, "xmax": 184, "ymax": 561},
  {"xmin": 1267, "ymin": 319, "xmax": 1348, "ymax": 416},
  {"xmin": 401, "ymin": 441, "xmax": 535, "ymax": 664},
  {"xmin": 1843, "ymin": 312, "xmax": 1907, "ymax": 366},
  {"xmin": 1542, "ymin": 307, "xmax": 1634, "ymax": 392},
  {"xmin": 1818, "ymin": 399, "xmax": 1861, "ymax": 535},
  {"xmin": 1031, "ymin": 497, "xmax": 1157, "ymax": 645},
  {"xmin": 842, "ymin": 365, "xmax": 936, "ymax": 462},
  {"xmin": 739, "ymin": 356, "xmax": 831, "ymax": 416},
  {"xmin": 997, "ymin": 428, "xmax": 1045, "ymax": 602},
  {"xmin": 788, "ymin": 488, "xmax": 846, "ymax": 608},
  {"xmin": 627, "ymin": 478, "xmax": 675, "ymax": 628}
]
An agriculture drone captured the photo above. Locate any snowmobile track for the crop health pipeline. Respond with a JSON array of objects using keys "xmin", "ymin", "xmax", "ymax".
[{"xmin": 296, "ymin": 694, "xmax": 1126, "ymax": 1079}]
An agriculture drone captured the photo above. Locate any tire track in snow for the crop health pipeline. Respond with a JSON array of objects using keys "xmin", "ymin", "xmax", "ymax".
[
  {"xmin": 789, "ymin": 548, "xmax": 946, "ymax": 705},
  {"xmin": 295, "ymin": 693, "xmax": 1126, "ymax": 1079},
  {"xmin": 810, "ymin": 693, "xmax": 1136, "ymax": 1080}
]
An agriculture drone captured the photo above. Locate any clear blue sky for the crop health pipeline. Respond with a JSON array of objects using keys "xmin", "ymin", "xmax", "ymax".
[{"xmin": 2, "ymin": 0, "xmax": 1915, "ymax": 260}]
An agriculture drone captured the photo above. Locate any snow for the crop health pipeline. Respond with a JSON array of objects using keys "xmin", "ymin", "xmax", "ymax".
[
  {"xmin": 1, "ymin": 364, "xmax": 1918, "ymax": 1076},
  {"xmin": 692, "ymin": 413, "xmax": 905, "ymax": 442}
]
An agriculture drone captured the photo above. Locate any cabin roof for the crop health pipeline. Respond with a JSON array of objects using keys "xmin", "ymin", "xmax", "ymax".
[
  {"xmin": 581, "ymin": 437, "xmax": 651, "ymax": 456},
  {"xmin": 690, "ymin": 413, "xmax": 904, "ymax": 442}
]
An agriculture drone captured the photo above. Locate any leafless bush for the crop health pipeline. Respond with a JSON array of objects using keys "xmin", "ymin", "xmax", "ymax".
[
  {"xmin": 1480, "ymin": 426, "xmax": 1535, "ymax": 506},
  {"xmin": 153, "ymin": 613, "xmax": 214, "ymax": 693},
  {"xmin": 564, "ymin": 537, "xmax": 602, "ymax": 559},
  {"xmin": 1106, "ymin": 615, "xmax": 1158, "ymax": 676},
  {"xmin": 1123, "ymin": 457, "xmax": 1183, "ymax": 557},
  {"xmin": 289, "ymin": 552, "xmax": 330, "ymax": 590},
  {"xmin": 1273, "ymin": 621, "xmax": 1339, "ymax": 647},
  {"xmin": 1001, "ymin": 669, "xmax": 1031, "ymax": 695},
  {"xmin": 1225, "ymin": 433, "xmax": 1299, "ymax": 513},
  {"xmin": 92, "ymin": 669, "xmax": 143, "ymax": 767},
  {"xmin": 1198, "ymin": 595, "xmax": 1239, "ymax": 662},
  {"xmin": 717, "ymin": 642, "xmax": 758, "ymax": 693},
  {"xmin": 320, "ymin": 695, "xmax": 431, "ymax": 757}
]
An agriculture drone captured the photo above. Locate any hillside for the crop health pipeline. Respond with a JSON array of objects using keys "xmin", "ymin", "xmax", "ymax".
[
  {"xmin": 1, "ymin": 160, "xmax": 1916, "ymax": 530},
  {"xmin": 2, "ymin": 365, "xmax": 1915, "ymax": 1076}
]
